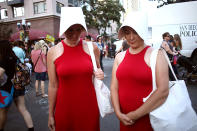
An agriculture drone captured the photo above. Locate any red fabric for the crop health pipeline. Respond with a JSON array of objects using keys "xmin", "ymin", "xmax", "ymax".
[
  {"xmin": 54, "ymin": 40, "xmax": 99, "ymax": 131},
  {"xmin": 116, "ymin": 47, "xmax": 153, "ymax": 131},
  {"xmin": 9, "ymin": 29, "xmax": 50, "ymax": 41}
]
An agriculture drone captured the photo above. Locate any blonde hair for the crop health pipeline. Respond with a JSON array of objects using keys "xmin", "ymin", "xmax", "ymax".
[
  {"xmin": 34, "ymin": 41, "xmax": 42, "ymax": 50},
  {"xmin": 174, "ymin": 34, "xmax": 182, "ymax": 50}
]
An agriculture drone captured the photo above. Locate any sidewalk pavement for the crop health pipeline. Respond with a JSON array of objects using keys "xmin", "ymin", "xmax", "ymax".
[
  {"xmin": 4, "ymin": 58, "xmax": 197, "ymax": 131},
  {"xmin": 5, "ymin": 74, "xmax": 49, "ymax": 131}
]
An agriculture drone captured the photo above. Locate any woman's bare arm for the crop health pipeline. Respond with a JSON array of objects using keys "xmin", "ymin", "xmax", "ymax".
[
  {"xmin": 47, "ymin": 44, "xmax": 61, "ymax": 131},
  {"xmin": 111, "ymin": 52, "xmax": 132, "ymax": 125},
  {"xmin": 111, "ymin": 55, "xmax": 121, "ymax": 115},
  {"xmin": 127, "ymin": 50, "xmax": 169, "ymax": 121}
]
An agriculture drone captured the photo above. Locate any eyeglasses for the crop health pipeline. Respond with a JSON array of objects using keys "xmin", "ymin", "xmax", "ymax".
[{"xmin": 166, "ymin": 35, "xmax": 170, "ymax": 37}]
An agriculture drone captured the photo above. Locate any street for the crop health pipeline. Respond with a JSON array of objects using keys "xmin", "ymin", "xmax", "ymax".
[{"xmin": 4, "ymin": 58, "xmax": 197, "ymax": 131}]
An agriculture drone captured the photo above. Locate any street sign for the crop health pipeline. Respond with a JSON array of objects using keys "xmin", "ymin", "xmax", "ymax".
[{"xmin": 46, "ymin": 34, "xmax": 55, "ymax": 42}]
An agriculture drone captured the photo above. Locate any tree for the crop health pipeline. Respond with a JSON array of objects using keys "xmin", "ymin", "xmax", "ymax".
[{"xmin": 80, "ymin": 0, "xmax": 125, "ymax": 36}]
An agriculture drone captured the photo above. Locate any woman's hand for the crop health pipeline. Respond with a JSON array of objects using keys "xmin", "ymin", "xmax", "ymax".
[
  {"xmin": 127, "ymin": 111, "xmax": 139, "ymax": 123},
  {"xmin": 117, "ymin": 112, "xmax": 134, "ymax": 126},
  {"xmin": 94, "ymin": 68, "xmax": 104, "ymax": 80},
  {"xmin": 48, "ymin": 116, "xmax": 55, "ymax": 131}
]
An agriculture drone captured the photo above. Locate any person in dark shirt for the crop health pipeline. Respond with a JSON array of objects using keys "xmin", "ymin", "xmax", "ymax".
[
  {"xmin": 0, "ymin": 40, "xmax": 17, "ymax": 131},
  {"xmin": 96, "ymin": 35, "xmax": 104, "ymax": 70},
  {"xmin": 0, "ymin": 40, "xmax": 34, "ymax": 131},
  {"xmin": 161, "ymin": 32, "xmax": 178, "ymax": 80}
]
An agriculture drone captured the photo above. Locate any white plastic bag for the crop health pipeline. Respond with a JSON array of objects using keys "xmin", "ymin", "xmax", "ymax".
[
  {"xmin": 87, "ymin": 41, "xmax": 114, "ymax": 117},
  {"xmin": 143, "ymin": 49, "xmax": 197, "ymax": 131},
  {"xmin": 94, "ymin": 77, "xmax": 114, "ymax": 117}
]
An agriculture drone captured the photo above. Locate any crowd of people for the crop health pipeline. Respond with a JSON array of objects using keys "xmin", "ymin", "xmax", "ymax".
[
  {"xmin": 160, "ymin": 32, "xmax": 182, "ymax": 80},
  {"xmin": 0, "ymin": 7, "xmax": 194, "ymax": 131},
  {"xmin": 0, "ymin": 39, "xmax": 54, "ymax": 131}
]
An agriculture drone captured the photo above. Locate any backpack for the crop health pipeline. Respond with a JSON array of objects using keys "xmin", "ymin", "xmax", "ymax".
[{"xmin": 13, "ymin": 59, "xmax": 31, "ymax": 90}]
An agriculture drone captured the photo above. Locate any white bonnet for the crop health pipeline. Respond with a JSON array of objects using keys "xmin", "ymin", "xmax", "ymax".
[
  {"xmin": 59, "ymin": 7, "xmax": 87, "ymax": 37},
  {"xmin": 118, "ymin": 11, "xmax": 148, "ymax": 41}
]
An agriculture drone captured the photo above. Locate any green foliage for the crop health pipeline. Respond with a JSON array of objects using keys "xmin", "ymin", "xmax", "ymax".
[{"xmin": 80, "ymin": 0, "xmax": 125, "ymax": 36}]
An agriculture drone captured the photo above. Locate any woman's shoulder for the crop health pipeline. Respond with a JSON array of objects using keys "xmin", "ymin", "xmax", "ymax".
[
  {"xmin": 146, "ymin": 46, "xmax": 154, "ymax": 53},
  {"xmin": 115, "ymin": 51, "xmax": 127, "ymax": 65},
  {"xmin": 48, "ymin": 42, "xmax": 63, "ymax": 53},
  {"xmin": 47, "ymin": 42, "xmax": 64, "ymax": 62}
]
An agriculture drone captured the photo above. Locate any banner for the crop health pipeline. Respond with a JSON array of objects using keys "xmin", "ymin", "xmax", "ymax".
[
  {"xmin": 20, "ymin": 30, "xmax": 24, "ymax": 41},
  {"xmin": 46, "ymin": 34, "xmax": 55, "ymax": 42}
]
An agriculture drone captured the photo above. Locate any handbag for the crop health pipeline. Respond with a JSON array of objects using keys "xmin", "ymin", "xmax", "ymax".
[
  {"xmin": 87, "ymin": 41, "xmax": 114, "ymax": 118},
  {"xmin": 0, "ymin": 86, "xmax": 14, "ymax": 108},
  {"xmin": 143, "ymin": 49, "xmax": 197, "ymax": 131}
]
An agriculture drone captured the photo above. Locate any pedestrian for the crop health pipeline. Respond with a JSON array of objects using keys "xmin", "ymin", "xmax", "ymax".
[
  {"xmin": 172, "ymin": 34, "xmax": 183, "ymax": 78},
  {"xmin": 47, "ymin": 7, "xmax": 104, "ymax": 131},
  {"xmin": 161, "ymin": 32, "xmax": 178, "ymax": 59},
  {"xmin": 96, "ymin": 35, "xmax": 104, "ymax": 70},
  {"xmin": 0, "ymin": 40, "xmax": 17, "ymax": 131},
  {"xmin": 85, "ymin": 35, "xmax": 92, "ymax": 42},
  {"xmin": 31, "ymin": 40, "xmax": 48, "ymax": 98},
  {"xmin": 161, "ymin": 32, "xmax": 178, "ymax": 80},
  {"xmin": 24, "ymin": 58, "xmax": 32, "ymax": 75},
  {"xmin": 12, "ymin": 41, "xmax": 26, "ymax": 63},
  {"xmin": 174, "ymin": 34, "xmax": 182, "ymax": 52},
  {"xmin": 104, "ymin": 42, "xmax": 108, "ymax": 58},
  {"xmin": 170, "ymin": 36, "xmax": 180, "ymax": 77},
  {"xmin": 12, "ymin": 41, "xmax": 34, "ymax": 131},
  {"xmin": 116, "ymin": 40, "xmax": 130, "ymax": 55},
  {"xmin": 39, "ymin": 40, "xmax": 49, "ymax": 56},
  {"xmin": 110, "ymin": 11, "xmax": 169, "ymax": 131},
  {"xmin": 9, "ymin": 40, "xmax": 35, "ymax": 131}
]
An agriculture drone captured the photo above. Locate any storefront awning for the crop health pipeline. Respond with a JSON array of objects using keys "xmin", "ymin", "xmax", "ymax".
[{"xmin": 9, "ymin": 29, "xmax": 52, "ymax": 42}]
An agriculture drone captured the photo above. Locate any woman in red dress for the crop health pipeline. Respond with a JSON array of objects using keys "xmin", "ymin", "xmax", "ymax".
[
  {"xmin": 47, "ymin": 7, "xmax": 104, "ymax": 131},
  {"xmin": 111, "ymin": 11, "xmax": 169, "ymax": 131}
]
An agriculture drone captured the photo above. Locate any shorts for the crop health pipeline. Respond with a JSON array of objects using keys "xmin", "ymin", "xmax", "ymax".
[
  {"xmin": 35, "ymin": 72, "xmax": 46, "ymax": 81},
  {"xmin": 14, "ymin": 88, "xmax": 25, "ymax": 98}
]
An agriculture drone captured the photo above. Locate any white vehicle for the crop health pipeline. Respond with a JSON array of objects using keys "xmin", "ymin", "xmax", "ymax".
[{"xmin": 149, "ymin": 1, "xmax": 197, "ymax": 57}]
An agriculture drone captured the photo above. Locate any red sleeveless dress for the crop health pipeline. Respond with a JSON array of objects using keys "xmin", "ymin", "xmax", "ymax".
[
  {"xmin": 116, "ymin": 46, "xmax": 153, "ymax": 131},
  {"xmin": 54, "ymin": 40, "xmax": 99, "ymax": 131}
]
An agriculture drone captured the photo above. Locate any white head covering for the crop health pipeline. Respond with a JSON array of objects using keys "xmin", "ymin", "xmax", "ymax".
[
  {"xmin": 118, "ymin": 11, "xmax": 148, "ymax": 41},
  {"xmin": 59, "ymin": 7, "xmax": 87, "ymax": 37}
]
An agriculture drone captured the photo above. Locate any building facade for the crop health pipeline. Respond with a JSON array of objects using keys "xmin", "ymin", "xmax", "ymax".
[{"xmin": 0, "ymin": 0, "xmax": 80, "ymax": 40}]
